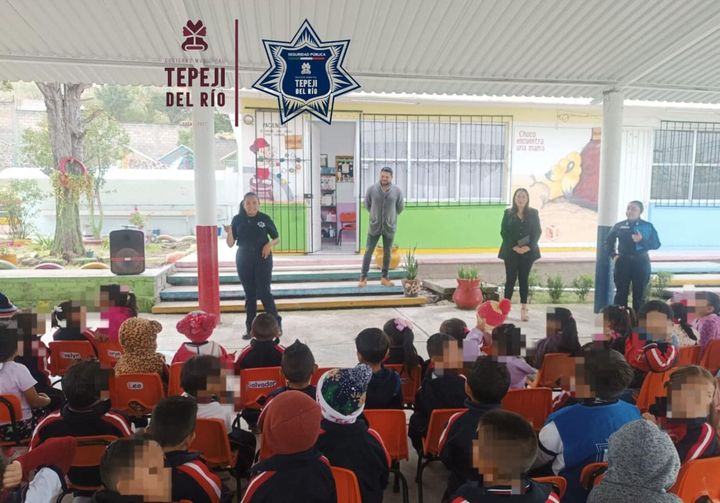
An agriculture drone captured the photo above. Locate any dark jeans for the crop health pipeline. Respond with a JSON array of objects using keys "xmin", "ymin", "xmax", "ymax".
[
  {"xmin": 237, "ymin": 249, "xmax": 281, "ymax": 334},
  {"xmin": 503, "ymin": 253, "xmax": 534, "ymax": 304},
  {"xmin": 361, "ymin": 232, "xmax": 394, "ymax": 278},
  {"xmin": 613, "ymin": 253, "xmax": 651, "ymax": 312}
]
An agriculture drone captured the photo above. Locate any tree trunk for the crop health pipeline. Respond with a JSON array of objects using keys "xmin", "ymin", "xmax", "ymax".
[{"xmin": 37, "ymin": 82, "xmax": 89, "ymax": 258}]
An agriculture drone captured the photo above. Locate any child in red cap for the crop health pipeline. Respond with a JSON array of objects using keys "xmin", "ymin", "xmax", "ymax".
[{"xmin": 172, "ymin": 310, "xmax": 233, "ymax": 367}]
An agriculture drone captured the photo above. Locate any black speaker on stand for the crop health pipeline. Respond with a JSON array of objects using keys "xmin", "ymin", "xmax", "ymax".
[{"xmin": 109, "ymin": 229, "xmax": 146, "ymax": 275}]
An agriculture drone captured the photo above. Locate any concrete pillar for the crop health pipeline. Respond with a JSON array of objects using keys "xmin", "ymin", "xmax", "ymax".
[
  {"xmin": 192, "ymin": 85, "xmax": 220, "ymax": 320},
  {"xmin": 594, "ymin": 89, "xmax": 624, "ymax": 313}
]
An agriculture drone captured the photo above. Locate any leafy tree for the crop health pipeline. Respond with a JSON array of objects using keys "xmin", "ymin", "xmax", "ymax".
[{"xmin": 0, "ymin": 180, "xmax": 45, "ymax": 239}]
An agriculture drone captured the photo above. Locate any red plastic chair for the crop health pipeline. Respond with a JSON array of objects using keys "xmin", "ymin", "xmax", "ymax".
[
  {"xmin": 0, "ymin": 394, "xmax": 29, "ymax": 446},
  {"xmin": 311, "ymin": 367, "xmax": 335, "ymax": 386},
  {"xmin": 190, "ymin": 418, "xmax": 234, "ymax": 469},
  {"xmin": 65, "ymin": 435, "xmax": 118, "ymax": 493},
  {"xmin": 331, "ymin": 466, "xmax": 362, "ymax": 503},
  {"xmin": 416, "ymin": 408, "xmax": 466, "ymax": 503},
  {"xmin": 580, "ymin": 462, "xmax": 608, "ymax": 491},
  {"xmin": 93, "ymin": 340, "xmax": 123, "ymax": 369},
  {"xmin": 677, "ymin": 345, "xmax": 701, "ymax": 366},
  {"xmin": 48, "ymin": 340, "xmax": 97, "ymax": 377},
  {"xmin": 699, "ymin": 340, "xmax": 720, "ymax": 375},
  {"xmin": 112, "ymin": 373, "xmax": 165, "ymax": 416},
  {"xmin": 635, "ymin": 369, "xmax": 676, "ymax": 414},
  {"xmin": 533, "ymin": 353, "xmax": 577, "ymax": 390},
  {"xmin": 239, "ymin": 367, "xmax": 283, "ymax": 409},
  {"xmin": 364, "ymin": 409, "xmax": 409, "ymax": 502},
  {"xmin": 337, "ymin": 212, "xmax": 357, "ymax": 245},
  {"xmin": 671, "ymin": 456, "xmax": 720, "ymax": 502},
  {"xmin": 385, "ymin": 364, "xmax": 422, "ymax": 408},
  {"xmin": 168, "ymin": 362, "xmax": 185, "ymax": 396},
  {"xmin": 533, "ymin": 476, "xmax": 567, "ymax": 499},
  {"xmin": 502, "ymin": 388, "xmax": 553, "ymax": 432}
]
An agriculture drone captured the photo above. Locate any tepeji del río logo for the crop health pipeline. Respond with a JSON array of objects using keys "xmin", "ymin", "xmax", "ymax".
[
  {"xmin": 253, "ymin": 19, "xmax": 360, "ymax": 125},
  {"xmin": 182, "ymin": 20, "xmax": 208, "ymax": 52}
]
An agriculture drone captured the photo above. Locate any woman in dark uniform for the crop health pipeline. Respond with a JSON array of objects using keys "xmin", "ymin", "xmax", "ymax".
[
  {"xmin": 498, "ymin": 188, "xmax": 542, "ymax": 322},
  {"xmin": 605, "ymin": 200, "xmax": 661, "ymax": 312},
  {"xmin": 224, "ymin": 192, "xmax": 281, "ymax": 340}
]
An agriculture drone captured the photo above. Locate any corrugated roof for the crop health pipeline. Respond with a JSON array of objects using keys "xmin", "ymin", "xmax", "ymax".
[{"xmin": 1, "ymin": 0, "xmax": 720, "ymax": 103}]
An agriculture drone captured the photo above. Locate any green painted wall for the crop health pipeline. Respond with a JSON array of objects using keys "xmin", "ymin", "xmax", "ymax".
[
  {"xmin": 2, "ymin": 273, "xmax": 162, "ymax": 313},
  {"xmin": 262, "ymin": 203, "xmax": 307, "ymax": 252},
  {"xmin": 359, "ymin": 205, "xmax": 506, "ymax": 250}
]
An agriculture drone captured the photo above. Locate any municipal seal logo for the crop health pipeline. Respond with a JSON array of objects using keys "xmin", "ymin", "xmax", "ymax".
[{"xmin": 253, "ymin": 19, "xmax": 360, "ymax": 125}]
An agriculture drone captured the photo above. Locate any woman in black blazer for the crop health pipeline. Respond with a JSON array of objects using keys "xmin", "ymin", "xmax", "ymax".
[{"xmin": 498, "ymin": 188, "xmax": 541, "ymax": 321}]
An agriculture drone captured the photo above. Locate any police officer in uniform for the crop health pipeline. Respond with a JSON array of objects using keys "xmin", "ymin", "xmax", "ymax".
[
  {"xmin": 225, "ymin": 192, "xmax": 281, "ymax": 340},
  {"xmin": 605, "ymin": 200, "xmax": 661, "ymax": 312}
]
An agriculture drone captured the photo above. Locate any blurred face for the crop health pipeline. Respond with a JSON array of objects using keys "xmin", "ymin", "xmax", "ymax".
[
  {"xmin": 379, "ymin": 170, "xmax": 393, "ymax": 186},
  {"xmin": 546, "ymin": 318, "xmax": 561, "ymax": 338},
  {"xmin": 695, "ymin": 298, "xmax": 714, "ymax": 318},
  {"xmin": 243, "ymin": 196, "xmax": 260, "ymax": 217},
  {"xmin": 196, "ymin": 369, "xmax": 234, "ymax": 403},
  {"xmin": 71, "ymin": 306, "xmax": 87, "ymax": 331},
  {"xmin": 473, "ymin": 429, "xmax": 525, "ymax": 486},
  {"xmin": 435, "ymin": 340, "xmax": 463, "ymax": 370},
  {"xmin": 668, "ymin": 378, "xmax": 715, "ymax": 419},
  {"xmin": 116, "ymin": 441, "xmax": 172, "ymax": 502},
  {"xmin": 641, "ymin": 311, "xmax": 673, "ymax": 341},
  {"xmin": 514, "ymin": 190, "xmax": 528, "ymax": 209},
  {"xmin": 626, "ymin": 202, "xmax": 642, "ymax": 221}
]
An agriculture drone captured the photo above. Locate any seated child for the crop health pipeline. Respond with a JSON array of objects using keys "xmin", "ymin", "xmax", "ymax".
[
  {"xmin": 246, "ymin": 390, "xmax": 336, "ymax": 502},
  {"xmin": 115, "ymin": 318, "xmax": 168, "ymax": 381},
  {"xmin": 440, "ymin": 318, "xmax": 470, "ymax": 342},
  {"xmin": 669, "ymin": 302, "xmax": 699, "ymax": 347},
  {"xmin": 149, "ymin": 396, "xmax": 225, "ymax": 503},
  {"xmin": 409, "ymin": 332, "xmax": 467, "ymax": 453},
  {"xmin": 533, "ymin": 307, "xmax": 582, "ymax": 368},
  {"xmin": 234, "ymin": 313, "xmax": 284, "ymax": 371},
  {"xmin": 0, "ymin": 436, "xmax": 77, "ymax": 503},
  {"xmin": 94, "ymin": 438, "xmax": 173, "ymax": 503},
  {"xmin": 0, "ymin": 292, "xmax": 18, "ymax": 319},
  {"xmin": 450, "ymin": 410, "xmax": 561, "ymax": 503},
  {"xmin": 693, "ymin": 291, "xmax": 720, "ymax": 357},
  {"xmin": 440, "ymin": 357, "xmax": 511, "ymax": 498},
  {"xmin": 625, "ymin": 301, "xmax": 678, "ymax": 391},
  {"xmin": 383, "ymin": 317, "xmax": 424, "ymax": 369},
  {"xmin": 263, "ymin": 339, "xmax": 317, "ymax": 404},
  {"xmin": 356, "ymin": 328, "xmax": 403, "ymax": 409},
  {"xmin": 95, "ymin": 284, "xmax": 138, "ymax": 343},
  {"xmin": 587, "ymin": 420, "xmax": 682, "ymax": 503},
  {"xmin": 644, "ymin": 365, "xmax": 720, "ymax": 462},
  {"xmin": 534, "ymin": 348, "xmax": 641, "ymax": 503},
  {"xmin": 173, "ymin": 310, "xmax": 233, "ymax": 366},
  {"xmin": 315, "ymin": 366, "xmax": 390, "ymax": 503},
  {"xmin": 492, "ymin": 324, "xmax": 537, "ymax": 389},
  {"xmin": 0, "ymin": 326, "xmax": 51, "ymax": 441},
  {"xmin": 600, "ymin": 304, "xmax": 636, "ymax": 353},
  {"xmin": 467, "ymin": 299, "xmax": 511, "ymax": 360},
  {"xmin": 50, "ymin": 300, "xmax": 95, "ymax": 342},
  {"xmin": 31, "ymin": 359, "xmax": 132, "ymax": 493}
]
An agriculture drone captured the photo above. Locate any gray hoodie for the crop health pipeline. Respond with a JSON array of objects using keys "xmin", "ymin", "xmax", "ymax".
[
  {"xmin": 588, "ymin": 419, "xmax": 682, "ymax": 503},
  {"xmin": 364, "ymin": 183, "xmax": 404, "ymax": 236}
]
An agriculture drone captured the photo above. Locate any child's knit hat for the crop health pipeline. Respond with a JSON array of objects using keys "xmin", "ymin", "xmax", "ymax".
[
  {"xmin": 259, "ymin": 390, "xmax": 321, "ymax": 456},
  {"xmin": 316, "ymin": 364, "xmax": 372, "ymax": 424},
  {"xmin": 477, "ymin": 298, "xmax": 512, "ymax": 327},
  {"xmin": 176, "ymin": 310, "xmax": 217, "ymax": 343},
  {"xmin": 0, "ymin": 293, "xmax": 18, "ymax": 319},
  {"xmin": 119, "ymin": 318, "xmax": 162, "ymax": 354}
]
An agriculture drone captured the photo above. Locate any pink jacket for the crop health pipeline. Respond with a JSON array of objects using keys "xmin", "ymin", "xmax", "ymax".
[{"xmin": 97, "ymin": 306, "xmax": 135, "ymax": 343}]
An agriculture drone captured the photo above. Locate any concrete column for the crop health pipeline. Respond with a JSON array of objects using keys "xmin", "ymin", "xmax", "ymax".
[
  {"xmin": 192, "ymin": 84, "xmax": 220, "ymax": 320},
  {"xmin": 594, "ymin": 89, "xmax": 624, "ymax": 313}
]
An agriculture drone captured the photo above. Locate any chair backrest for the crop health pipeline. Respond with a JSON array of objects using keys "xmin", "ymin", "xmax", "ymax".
[
  {"xmin": 423, "ymin": 408, "xmax": 466, "ymax": 457},
  {"xmin": 67, "ymin": 435, "xmax": 119, "ymax": 492},
  {"xmin": 112, "ymin": 373, "xmax": 165, "ymax": 414},
  {"xmin": 635, "ymin": 368, "xmax": 675, "ymax": 414},
  {"xmin": 48, "ymin": 340, "xmax": 97, "ymax": 376},
  {"xmin": 94, "ymin": 340, "xmax": 123, "ymax": 369},
  {"xmin": 532, "ymin": 476, "xmax": 567, "ymax": 499},
  {"xmin": 671, "ymin": 456, "xmax": 720, "ymax": 501},
  {"xmin": 364, "ymin": 409, "xmax": 409, "ymax": 462},
  {"xmin": 580, "ymin": 462, "xmax": 608, "ymax": 491},
  {"xmin": 311, "ymin": 367, "xmax": 335, "ymax": 386},
  {"xmin": 239, "ymin": 367, "xmax": 283, "ymax": 409},
  {"xmin": 168, "ymin": 362, "xmax": 185, "ymax": 396},
  {"xmin": 535, "ymin": 353, "xmax": 576, "ymax": 389},
  {"xmin": 340, "ymin": 212, "xmax": 356, "ymax": 224},
  {"xmin": 384, "ymin": 364, "xmax": 421, "ymax": 406},
  {"xmin": 0, "ymin": 394, "xmax": 24, "ymax": 445},
  {"xmin": 501, "ymin": 387, "xmax": 553, "ymax": 432},
  {"xmin": 190, "ymin": 418, "xmax": 234, "ymax": 468},
  {"xmin": 700, "ymin": 339, "xmax": 720, "ymax": 375},
  {"xmin": 677, "ymin": 345, "xmax": 701, "ymax": 366},
  {"xmin": 331, "ymin": 466, "xmax": 362, "ymax": 503}
]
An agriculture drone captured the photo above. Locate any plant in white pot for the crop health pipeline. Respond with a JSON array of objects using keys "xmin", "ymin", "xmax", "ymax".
[{"xmin": 401, "ymin": 246, "xmax": 420, "ymax": 297}]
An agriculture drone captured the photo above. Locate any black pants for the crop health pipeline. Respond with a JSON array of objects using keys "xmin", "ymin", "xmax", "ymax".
[
  {"xmin": 614, "ymin": 253, "xmax": 651, "ymax": 312},
  {"xmin": 503, "ymin": 253, "xmax": 534, "ymax": 304},
  {"xmin": 237, "ymin": 249, "xmax": 281, "ymax": 334},
  {"xmin": 361, "ymin": 232, "xmax": 394, "ymax": 278}
]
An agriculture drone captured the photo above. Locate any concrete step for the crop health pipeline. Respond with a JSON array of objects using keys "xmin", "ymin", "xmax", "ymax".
[
  {"xmin": 159, "ymin": 280, "xmax": 405, "ymax": 302},
  {"xmin": 166, "ymin": 269, "xmax": 404, "ymax": 286},
  {"xmin": 652, "ymin": 261, "xmax": 720, "ymax": 274},
  {"xmin": 669, "ymin": 274, "xmax": 720, "ymax": 287},
  {"xmin": 151, "ymin": 294, "xmax": 427, "ymax": 314}
]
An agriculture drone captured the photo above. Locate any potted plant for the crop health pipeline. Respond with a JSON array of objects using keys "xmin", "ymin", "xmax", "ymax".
[
  {"xmin": 401, "ymin": 246, "xmax": 420, "ymax": 297},
  {"xmin": 129, "ymin": 206, "xmax": 146, "ymax": 230},
  {"xmin": 453, "ymin": 266, "xmax": 484, "ymax": 309},
  {"xmin": 374, "ymin": 243, "xmax": 401, "ymax": 270}
]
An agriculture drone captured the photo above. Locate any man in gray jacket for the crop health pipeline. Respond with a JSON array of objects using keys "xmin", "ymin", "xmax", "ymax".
[{"xmin": 359, "ymin": 167, "xmax": 404, "ymax": 287}]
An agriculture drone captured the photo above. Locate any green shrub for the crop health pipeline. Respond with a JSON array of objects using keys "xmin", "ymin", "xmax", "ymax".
[
  {"xmin": 457, "ymin": 266, "xmax": 479, "ymax": 281},
  {"xmin": 649, "ymin": 271, "xmax": 673, "ymax": 300},
  {"xmin": 572, "ymin": 275, "xmax": 594, "ymax": 303},
  {"xmin": 546, "ymin": 275, "xmax": 565, "ymax": 304}
]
